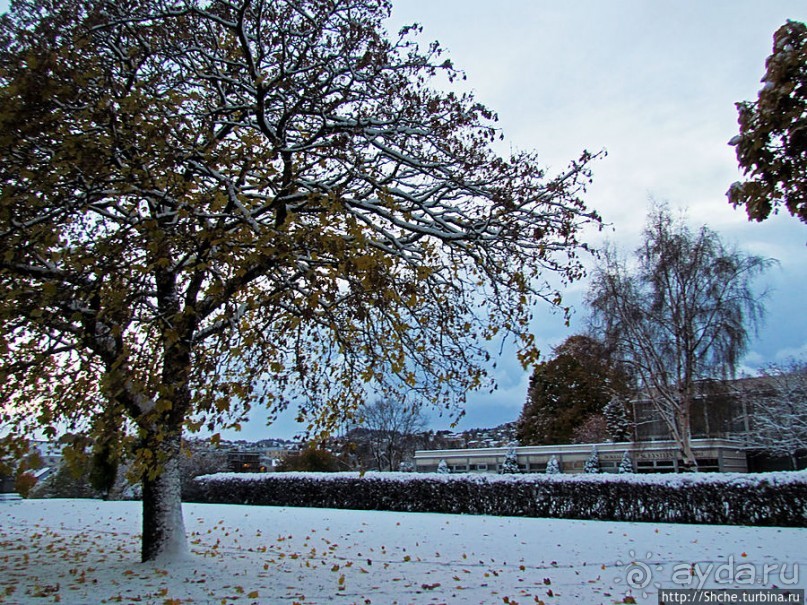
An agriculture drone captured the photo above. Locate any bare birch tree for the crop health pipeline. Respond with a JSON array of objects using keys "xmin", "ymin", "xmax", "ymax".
[{"xmin": 587, "ymin": 204, "xmax": 772, "ymax": 469}]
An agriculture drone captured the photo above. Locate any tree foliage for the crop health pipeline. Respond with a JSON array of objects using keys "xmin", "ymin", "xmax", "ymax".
[
  {"xmin": 618, "ymin": 450, "xmax": 633, "ymax": 474},
  {"xmin": 516, "ymin": 335, "xmax": 631, "ymax": 445},
  {"xmin": 603, "ymin": 396, "xmax": 633, "ymax": 442},
  {"xmin": 0, "ymin": 0, "xmax": 599, "ymax": 559},
  {"xmin": 583, "ymin": 446, "xmax": 599, "ymax": 474},
  {"xmin": 728, "ymin": 20, "xmax": 807, "ymax": 224},
  {"xmin": 500, "ymin": 444, "xmax": 520, "ymax": 474},
  {"xmin": 276, "ymin": 446, "xmax": 341, "ymax": 472},
  {"xmin": 587, "ymin": 204, "xmax": 771, "ymax": 468},
  {"xmin": 571, "ymin": 413, "xmax": 608, "ymax": 444}
]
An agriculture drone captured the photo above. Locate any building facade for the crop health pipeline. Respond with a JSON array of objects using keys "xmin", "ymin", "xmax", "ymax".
[
  {"xmin": 414, "ymin": 373, "xmax": 806, "ymax": 475},
  {"xmin": 414, "ymin": 438, "xmax": 748, "ymax": 474}
]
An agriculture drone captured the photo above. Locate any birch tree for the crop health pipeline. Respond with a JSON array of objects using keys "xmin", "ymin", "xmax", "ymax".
[
  {"xmin": 587, "ymin": 204, "xmax": 771, "ymax": 469},
  {"xmin": 0, "ymin": 0, "xmax": 600, "ymax": 560}
]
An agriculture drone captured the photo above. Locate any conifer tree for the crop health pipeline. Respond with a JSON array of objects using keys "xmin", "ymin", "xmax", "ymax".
[
  {"xmin": 584, "ymin": 446, "xmax": 600, "ymax": 473},
  {"xmin": 604, "ymin": 396, "xmax": 633, "ymax": 442},
  {"xmin": 545, "ymin": 455, "xmax": 561, "ymax": 475},
  {"xmin": 618, "ymin": 450, "xmax": 634, "ymax": 474},
  {"xmin": 500, "ymin": 445, "xmax": 520, "ymax": 474}
]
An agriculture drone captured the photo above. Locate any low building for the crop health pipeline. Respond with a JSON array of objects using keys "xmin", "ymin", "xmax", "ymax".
[
  {"xmin": 227, "ymin": 451, "xmax": 267, "ymax": 473},
  {"xmin": 414, "ymin": 438, "xmax": 748, "ymax": 474}
]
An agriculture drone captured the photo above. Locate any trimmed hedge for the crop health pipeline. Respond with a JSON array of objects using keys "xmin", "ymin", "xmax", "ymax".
[{"xmin": 188, "ymin": 470, "xmax": 807, "ymax": 527}]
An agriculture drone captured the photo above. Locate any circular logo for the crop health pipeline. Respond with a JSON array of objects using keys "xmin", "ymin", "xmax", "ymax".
[
  {"xmin": 625, "ymin": 560, "xmax": 653, "ymax": 589},
  {"xmin": 614, "ymin": 550, "xmax": 664, "ymax": 599}
]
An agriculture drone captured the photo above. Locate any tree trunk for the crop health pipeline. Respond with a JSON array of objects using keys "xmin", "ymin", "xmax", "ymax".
[
  {"xmin": 141, "ymin": 433, "xmax": 187, "ymax": 562},
  {"xmin": 676, "ymin": 404, "xmax": 699, "ymax": 472}
]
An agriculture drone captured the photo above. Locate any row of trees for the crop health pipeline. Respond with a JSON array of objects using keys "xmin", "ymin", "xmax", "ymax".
[{"xmin": 515, "ymin": 335, "xmax": 632, "ymax": 446}]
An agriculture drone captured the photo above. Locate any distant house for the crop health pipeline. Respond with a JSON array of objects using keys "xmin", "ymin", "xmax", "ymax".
[{"xmin": 227, "ymin": 451, "xmax": 266, "ymax": 473}]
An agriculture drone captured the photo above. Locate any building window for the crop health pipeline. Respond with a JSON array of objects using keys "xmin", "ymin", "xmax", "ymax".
[
  {"xmin": 637, "ymin": 459, "xmax": 676, "ymax": 473},
  {"xmin": 696, "ymin": 458, "xmax": 720, "ymax": 472}
]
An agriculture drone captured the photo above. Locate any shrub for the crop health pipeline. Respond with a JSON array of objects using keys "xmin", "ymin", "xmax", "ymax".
[
  {"xmin": 276, "ymin": 447, "xmax": 341, "ymax": 472},
  {"xmin": 546, "ymin": 455, "xmax": 561, "ymax": 474},
  {"xmin": 189, "ymin": 470, "xmax": 807, "ymax": 527},
  {"xmin": 584, "ymin": 447, "xmax": 600, "ymax": 474}
]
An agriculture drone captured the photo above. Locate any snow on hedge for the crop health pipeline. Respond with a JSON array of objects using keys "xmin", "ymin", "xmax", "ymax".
[
  {"xmin": 197, "ymin": 468, "xmax": 807, "ymax": 487},
  {"xmin": 189, "ymin": 470, "xmax": 807, "ymax": 527}
]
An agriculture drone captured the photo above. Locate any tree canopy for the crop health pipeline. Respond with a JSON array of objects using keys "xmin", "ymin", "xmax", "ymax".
[
  {"xmin": 516, "ymin": 335, "xmax": 630, "ymax": 445},
  {"xmin": 587, "ymin": 204, "xmax": 771, "ymax": 468},
  {"xmin": 728, "ymin": 20, "xmax": 807, "ymax": 224},
  {"xmin": 0, "ymin": 0, "xmax": 599, "ymax": 560}
]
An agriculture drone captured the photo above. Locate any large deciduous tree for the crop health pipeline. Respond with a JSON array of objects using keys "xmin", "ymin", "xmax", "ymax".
[
  {"xmin": 0, "ymin": 0, "xmax": 600, "ymax": 560},
  {"xmin": 728, "ymin": 20, "xmax": 807, "ymax": 224},
  {"xmin": 516, "ymin": 335, "xmax": 630, "ymax": 445},
  {"xmin": 587, "ymin": 204, "xmax": 771, "ymax": 469}
]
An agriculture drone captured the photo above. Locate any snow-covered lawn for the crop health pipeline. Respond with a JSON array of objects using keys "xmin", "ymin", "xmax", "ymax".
[{"xmin": 0, "ymin": 499, "xmax": 804, "ymax": 604}]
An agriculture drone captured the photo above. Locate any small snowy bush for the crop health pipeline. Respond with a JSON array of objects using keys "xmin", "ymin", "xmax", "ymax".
[
  {"xmin": 618, "ymin": 451, "xmax": 634, "ymax": 474},
  {"xmin": 500, "ymin": 446, "xmax": 520, "ymax": 474},
  {"xmin": 545, "ymin": 455, "xmax": 561, "ymax": 475},
  {"xmin": 436, "ymin": 459, "xmax": 450, "ymax": 474},
  {"xmin": 584, "ymin": 447, "xmax": 599, "ymax": 474}
]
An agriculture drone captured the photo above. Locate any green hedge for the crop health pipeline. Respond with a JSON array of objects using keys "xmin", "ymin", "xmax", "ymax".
[{"xmin": 187, "ymin": 470, "xmax": 807, "ymax": 527}]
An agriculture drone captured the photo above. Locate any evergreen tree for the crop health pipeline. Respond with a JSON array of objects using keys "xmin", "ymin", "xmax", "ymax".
[
  {"xmin": 584, "ymin": 447, "xmax": 600, "ymax": 473},
  {"xmin": 604, "ymin": 396, "xmax": 633, "ymax": 442},
  {"xmin": 436, "ymin": 459, "xmax": 450, "ymax": 474},
  {"xmin": 545, "ymin": 455, "xmax": 562, "ymax": 475},
  {"xmin": 500, "ymin": 445, "xmax": 520, "ymax": 474},
  {"xmin": 618, "ymin": 450, "xmax": 634, "ymax": 474}
]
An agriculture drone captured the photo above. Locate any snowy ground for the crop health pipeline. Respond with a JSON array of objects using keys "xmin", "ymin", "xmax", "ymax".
[{"xmin": 0, "ymin": 499, "xmax": 804, "ymax": 604}]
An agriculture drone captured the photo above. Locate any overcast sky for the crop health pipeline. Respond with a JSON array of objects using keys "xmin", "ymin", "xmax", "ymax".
[
  {"xmin": 370, "ymin": 1, "xmax": 807, "ymax": 438},
  {"xmin": 249, "ymin": 1, "xmax": 807, "ymax": 440},
  {"xmin": 4, "ymin": 1, "xmax": 805, "ymax": 441}
]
